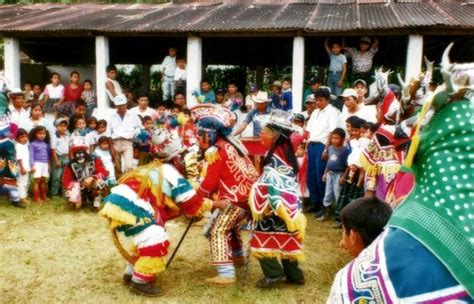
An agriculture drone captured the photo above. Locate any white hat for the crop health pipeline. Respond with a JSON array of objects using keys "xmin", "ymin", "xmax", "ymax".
[
  {"xmin": 305, "ymin": 94, "xmax": 316, "ymax": 103},
  {"xmin": 339, "ymin": 88, "xmax": 358, "ymax": 99},
  {"xmin": 114, "ymin": 94, "xmax": 127, "ymax": 106},
  {"xmin": 252, "ymin": 91, "xmax": 271, "ymax": 103},
  {"xmin": 7, "ymin": 88, "xmax": 23, "ymax": 98}
]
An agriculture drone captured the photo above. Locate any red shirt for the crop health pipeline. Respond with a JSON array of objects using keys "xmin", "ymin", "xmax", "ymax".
[
  {"xmin": 64, "ymin": 84, "xmax": 83, "ymax": 103},
  {"xmin": 199, "ymin": 138, "xmax": 259, "ymax": 208}
]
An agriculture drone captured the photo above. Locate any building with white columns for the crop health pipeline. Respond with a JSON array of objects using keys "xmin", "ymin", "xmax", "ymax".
[{"xmin": 1, "ymin": 1, "xmax": 473, "ymax": 113}]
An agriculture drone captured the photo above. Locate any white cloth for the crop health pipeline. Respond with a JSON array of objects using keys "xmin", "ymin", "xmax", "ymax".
[
  {"xmin": 44, "ymin": 84, "xmax": 64, "ymax": 99},
  {"xmin": 161, "ymin": 56, "xmax": 177, "ymax": 77},
  {"xmin": 51, "ymin": 134, "xmax": 70, "ymax": 155},
  {"xmin": 128, "ymin": 106, "xmax": 158, "ymax": 122},
  {"xmin": 347, "ymin": 137, "xmax": 371, "ymax": 167},
  {"xmin": 15, "ymin": 142, "xmax": 30, "ymax": 171},
  {"xmin": 32, "ymin": 162, "xmax": 49, "ymax": 178},
  {"xmin": 17, "ymin": 172, "xmax": 29, "ymax": 199},
  {"xmin": 8, "ymin": 105, "xmax": 30, "ymax": 127},
  {"xmin": 174, "ymin": 67, "xmax": 186, "ymax": 81},
  {"xmin": 306, "ymin": 105, "xmax": 341, "ymax": 144},
  {"xmin": 94, "ymin": 147, "xmax": 115, "ymax": 181},
  {"xmin": 108, "ymin": 111, "xmax": 140, "ymax": 140},
  {"xmin": 24, "ymin": 117, "xmax": 55, "ymax": 136},
  {"xmin": 105, "ymin": 78, "xmax": 122, "ymax": 103},
  {"xmin": 340, "ymin": 104, "xmax": 377, "ymax": 128}
]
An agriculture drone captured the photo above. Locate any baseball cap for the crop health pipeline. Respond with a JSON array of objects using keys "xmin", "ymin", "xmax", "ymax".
[
  {"xmin": 305, "ymin": 94, "xmax": 316, "ymax": 103},
  {"xmin": 339, "ymin": 88, "xmax": 358, "ymax": 99},
  {"xmin": 293, "ymin": 113, "xmax": 305, "ymax": 122},
  {"xmin": 314, "ymin": 88, "xmax": 330, "ymax": 100},
  {"xmin": 353, "ymin": 79, "xmax": 367, "ymax": 87},
  {"xmin": 114, "ymin": 94, "xmax": 127, "ymax": 106},
  {"xmin": 249, "ymin": 83, "xmax": 258, "ymax": 92},
  {"xmin": 307, "ymin": 76, "xmax": 322, "ymax": 85},
  {"xmin": 360, "ymin": 36, "xmax": 371, "ymax": 44}
]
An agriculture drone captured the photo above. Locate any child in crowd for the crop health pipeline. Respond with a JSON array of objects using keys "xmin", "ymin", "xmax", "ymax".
[
  {"xmin": 50, "ymin": 118, "xmax": 70, "ymax": 197},
  {"xmin": 281, "ymin": 78, "xmax": 293, "ymax": 112},
  {"xmin": 179, "ymin": 109, "xmax": 198, "ymax": 148},
  {"xmin": 317, "ymin": 128, "xmax": 350, "ymax": 220},
  {"xmin": 174, "ymin": 57, "xmax": 186, "ymax": 93},
  {"xmin": 334, "ymin": 118, "xmax": 366, "ymax": 226},
  {"xmin": 68, "ymin": 100, "xmax": 87, "ymax": 134},
  {"xmin": 244, "ymin": 83, "xmax": 258, "ymax": 110},
  {"xmin": 15, "ymin": 129, "xmax": 31, "ymax": 205},
  {"xmin": 343, "ymin": 36, "xmax": 379, "ymax": 85},
  {"xmin": 32, "ymin": 84, "xmax": 44, "ymax": 105},
  {"xmin": 29, "ymin": 126, "xmax": 51, "ymax": 203},
  {"xmin": 223, "ymin": 82, "xmax": 243, "ymax": 112},
  {"xmin": 43, "ymin": 72, "xmax": 65, "ymax": 122},
  {"xmin": 215, "ymin": 88, "xmax": 225, "ymax": 105},
  {"xmin": 361, "ymin": 122, "xmax": 376, "ymax": 139},
  {"xmin": 27, "ymin": 103, "xmax": 55, "ymax": 136},
  {"xmin": 70, "ymin": 117, "xmax": 92, "ymax": 155},
  {"xmin": 291, "ymin": 113, "xmax": 305, "ymax": 151},
  {"xmin": 81, "ymin": 80, "xmax": 97, "ymax": 119},
  {"xmin": 94, "ymin": 136, "xmax": 116, "ymax": 186},
  {"xmin": 23, "ymin": 82, "xmax": 34, "ymax": 109},
  {"xmin": 134, "ymin": 116, "xmax": 154, "ymax": 166},
  {"xmin": 324, "ymin": 38, "xmax": 347, "ymax": 97},
  {"xmin": 161, "ymin": 47, "xmax": 177, "ymax": 102},
  {"xmin": 270, "ymin": 80, "xmax": 284, "ymax": 110},
  {"xmin": 155, "ymin": 103, "xmax": 168, "ymax": 128},
  {"xmin": 193, "ymin": 79, "xmax": 215, "ymax": 104},
  {"xmin": 340, "ymin": 197, "xmax": 392, "ymax": 258}
]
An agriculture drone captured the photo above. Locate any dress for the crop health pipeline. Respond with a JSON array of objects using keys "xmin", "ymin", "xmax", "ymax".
[{"xmin": 248, "ymin": 148, "xmax": 306, "ymax": 282}]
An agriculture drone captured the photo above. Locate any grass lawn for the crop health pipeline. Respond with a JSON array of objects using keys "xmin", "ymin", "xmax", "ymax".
[{"xmin": 0, "ymin": 197, "xmax": 350, "ymax": 304}]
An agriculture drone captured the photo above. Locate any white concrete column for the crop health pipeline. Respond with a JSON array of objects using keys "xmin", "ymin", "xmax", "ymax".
[
  {"xmin": 292, "ymin": 36, "xmax": 305, "ymax": 113},
  {"xmin": 186, "ymin": 36, "xmax": 202, "ymax": 108},
  {"xmin": 95, "ymin": 36, "xmax": 110, "ymax": 111},
  {"xmin": 405, "ymin": 34, "xmax": 423, "ymax": 83},
  {"xmin": 4, "ymin": 37, "xmax": 21, "ymax": 89}
]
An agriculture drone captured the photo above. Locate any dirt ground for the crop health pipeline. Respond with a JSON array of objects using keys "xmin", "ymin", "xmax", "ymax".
[{"xmin": 0, "ymin": 198, "xmax": 350, "ymax": 304}]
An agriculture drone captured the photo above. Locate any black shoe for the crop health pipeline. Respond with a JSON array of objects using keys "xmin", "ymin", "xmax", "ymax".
[
  {"xmin": 303, "ymin": 205, "xmax": 317, "ymax": 213},
  {"xmin": 129, "ymin": 281, "xmax": 164, "ymax": 297},
  {"xmin": 287, "ymin": 276, "xmax": 305, "ymax": 286},
  {"xmin": 12, "ymin": 201, "xmax": 27, "ymax": 209},
  {"xmin": 123, "ymin": 274, "xmax": 132, "ymax": 285},
  {"xmin": 255, "ymin": 275, "xmax": 287, "ymax": 288}
]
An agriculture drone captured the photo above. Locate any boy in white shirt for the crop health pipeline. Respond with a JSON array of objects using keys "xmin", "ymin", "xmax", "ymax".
[
  {"xmin": 161, "ymin": 47, "xmax": 177, "ymax": 101},
  {"xmin": 15, "ymin": 129, "xmax": 31, "ymax": 204},
  {"xmin": 51, "ymin": 118, "xmax": 70, "ymax": 197},
  {"xmin": 174, "ymin": 57, "xmax": 186, "ymax": 93}
]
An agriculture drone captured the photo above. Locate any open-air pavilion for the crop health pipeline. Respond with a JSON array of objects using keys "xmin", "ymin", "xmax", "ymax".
[{"xmin": 1, "ymin": 0, "xmax": 473, "ymax": 112}]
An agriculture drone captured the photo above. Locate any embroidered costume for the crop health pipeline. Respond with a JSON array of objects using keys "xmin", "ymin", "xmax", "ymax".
[
  {"xmin": 62, "ymin": 145, "xmax": 108, "ymax": 210},
  {"xmin": 100, "ymin": 127, "xmax": 212, "ymax": 296},
  {"xmin": 248, "ymin": 110, "xmax": 306, "ymax": 288},
  {"xmin": 192, "ymin": 104, "xmax": 259, "ymax": 285},
  {"xmin": 328, "ymin": 45, "xmax": 474, "ymax": 302}
]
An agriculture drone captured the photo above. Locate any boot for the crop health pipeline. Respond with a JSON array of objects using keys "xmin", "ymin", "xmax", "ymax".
[
  {"xmin": 232, "ymin": 256, "xmax": 246, "ymax": 267},
  {"xmin": 255, "ymin": 275, "xmax": 287, "ymax": 288},
  {"xmin": 32, "ymin": 182, "xmax": 42, "ymax": 203},
  {"xmin": 129, "ymin": 281, "xmax": 164, "ymax": 297},
  {"xmin": 12, "ymin": 200, "xmax": 27, "ymax": 209},
  {"xmin": 315, "ymin": 207, "xmax": 328, "ymax": 221}
]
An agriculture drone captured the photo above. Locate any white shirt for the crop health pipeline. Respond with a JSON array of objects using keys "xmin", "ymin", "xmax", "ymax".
[
  {"xmin": 15, "ymin": 142, "xmax": 30, "ymax": 171},
  {"xmin": 340, "ymin": 104, "xmax": 377, "ymax": 128},
  {"xmin": 51, "ymin": 133, "xmax": 70, "ymax": 155},
  {"xmin": 8, "ymin": 105, "xmax": 30, "ymax": 127},
  {"xmin": 94, "ymin": 147, "xmax": 115, "ymax": 180},
  {"xmin": 306, "ymin": 104, "xmax": 340, "ymax": 144},
  {"xmin": 105, "ymin": 78, "xmax": 122, "ymax": 103},
  {"xmin": 108, "ymin": 111, "xmax": 140, "ymax": 140},
  {"xmin": 161, "ymin": 56, "xmax": 177, "ymax": 77},
  {"xmin": 174, "ymin": 67, "xmax": 186, "ymax": 81},
  {"xmin": 44, "ymin": 84, "xmax": 65, "ymax": 99},
  {"xmin": 24, "ymin": 117, "xmax": 55, "ymax": 136},
  {"xmin": 129, "ymin": 106, "xmax": 158, "ymax": 122}
]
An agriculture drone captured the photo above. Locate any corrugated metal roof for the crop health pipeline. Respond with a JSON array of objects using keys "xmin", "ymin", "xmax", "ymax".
[{"xmin": 0, "ymin": 1, "xmax": 472, "ymax": 35}]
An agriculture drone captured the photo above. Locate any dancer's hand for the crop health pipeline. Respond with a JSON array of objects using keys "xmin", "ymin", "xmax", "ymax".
[{"xmin": 213, "ymin": 199, "xmax": 230, "ymax": 210}]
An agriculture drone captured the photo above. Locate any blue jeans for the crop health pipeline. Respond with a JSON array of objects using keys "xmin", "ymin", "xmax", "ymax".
[
  {"xmin": 0, "ymin": 184, "xmax": 20, "ymax": 203},
  {"xmin": 162, "ymin": 76, "xmax": 175, "ymax": 101},
  {"xmin": 327, "ymin": 71, "xmax": 343, "ymax": 96},
  {"xmin": 51, "ymin": 154, "xmax": 69, "ymax": 196},
  {"xmin": 307, "ymin": 142, "xmax": 327, "ymax": 208},
  {"xmin": 323, "ymin": 171, "xmax": 343, "ymax": 207}
]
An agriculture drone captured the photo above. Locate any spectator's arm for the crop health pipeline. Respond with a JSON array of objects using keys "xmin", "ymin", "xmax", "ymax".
[
  {"xmin": 324, "ymin": 37, "xmax": 331, "ymax": 54},
  {"xmin": 371, "ymin": 37, "xmax": 379, "ymax": 51},
  {"xmin": 105, "ymin": 80, "xmax": 117, "ymax": 97},
  {"xmin": 339, "ymin": 62, "xmax": 347, "ymax": 86},
  {"xmin": 233, "ymin": 122, "xmax": 248, "ymax": 136}
]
